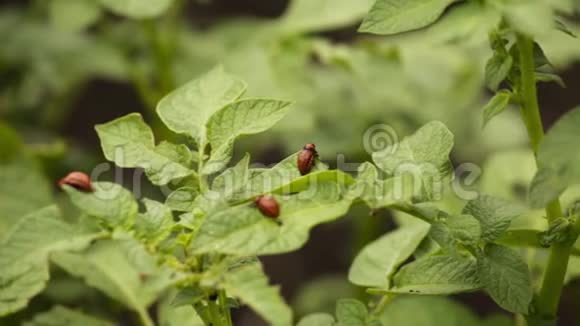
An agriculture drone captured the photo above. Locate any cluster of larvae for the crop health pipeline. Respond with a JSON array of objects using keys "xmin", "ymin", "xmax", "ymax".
[{"xmin": 58, "ymin": 144, "xmax": 319, "ymax": 221}]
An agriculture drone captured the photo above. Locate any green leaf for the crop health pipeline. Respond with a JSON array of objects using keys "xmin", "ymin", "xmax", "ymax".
[
  {"xmin": 156, "ymin": 66, "xmax": 247, "ymax": 143},
  {"xmin": 211, "ymin": 153, "xmax": 251, "ymax": 199},
  {"xmin": 52, "ymin": 239, "xmax": 180, "ymax": 316},
  {"xmin": 49, "ymin": 0, "xmax": 101, "ymax": 32},
  {"xmin": 413, "ymin": 2, "xmax": 501, "ymax": 46},
  {"xmin": 203, "ymin": 99, "xmax": 292, "ymax": 174},
  {"xmin": 535, "ymin": 72, "xmax": 566, "ymax": 87},
  {"xmin": 348, "ymin": 220, "xmax": 430, "ymax": 288},
  {"xmin": 336, "ymin": 299, "xmax": 380, "ymax": 326},
  {"xmin": 0, "ymin": 207, "xmax": 100, "ymax": 316},
  {"xmin": 477, "ymin": 244, "xmax": 533, "ymax": 313},
  {"xmin": 158, "ymin": 303, "xmax": 205, "ymax": 326},
  {"xmin": 485, "ymin": 52, "xmax": 513, "ymax": 92},
  {"xmin": 222, "ymin": 261, "xmax": 292, "ymax": 326},
  {"xmin": 495, "ymin": 209, "xmax": 546, "ymax": 248},
  {"xmin": 388, "ymin": 255, "xmax": 481, "ymax": 294},
  {"xmin": 555, "ymin": 19, "xmax": 577, "ymax": 38},
  {"xmin": 95, "ymin": 113, "xmax": 195, "ymax": 185},
  {"xmin": 99, "ymin": 0, "xmax": 173, "ymax": 19},
  {"xmin": 170, "ymin": 287, "xmax": 204, "ymax": 307},
  {"xmin": 445, "ymin": 214, "xmax": 482, "ymax": 245},
  {"xmin": 229, "ymin": 152, "xmax": 345, "ymax": 202},
  {"xmin": 165, "ymin": 187, "xmax": 199, "ymax": 212},
  {"xmin": 191, "ymin": 182, "xmax": 352, "ymax": 255},
  {"xmin": 380, "ymin": 296, "xmax": 479, "ymax": 326},
  {"xmin": 63, "ymin": 182, "xmax": 138, "ymax": 227},
  {"xmin": 530, "ymin": 107, "xmax": 580, "ymax": 207},
  {"xmin": 348, "ymin": 162, "xmax": 381, "ymax": 208},
  {"xmin": 482, "ymin": 90, "xmax": 512, "ymax": 128},
  {"xmin": 135, "ymin": 199, "xmax": 174, "ymax": 245},
  {"xmin": 23, "ymin": 305, "xmax": 113, "ymax": 326},
  {"xmin": 0, "ymin": 160, "xmax": 53, "ymax": 238},
  {"xmin": 462, "ymin": 194, "xmax": 524, "ymax": 242},
  {"xmin": 359, "ymin": 0, "xmax": 459, "ymax": 35},
  {"xmin": 538, "ymin": 217, "xmax": 573, "ymax": 247},
  {"xmin": 372, "ymin": 121, "xmax": 454, "ymax": 202},
  {"xmin": 297, "ymin": 313, "xmax": 335, "ymax": 326},
  {"xmin": 490, "ymin": 0, "xmax": 554, "ymax": 38},
  {"xmin": 281, "ymin": 0, "xmax": 374, "ymax": 33}
]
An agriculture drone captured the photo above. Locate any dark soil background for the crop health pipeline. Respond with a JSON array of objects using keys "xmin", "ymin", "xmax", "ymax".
[{"xmin": 3, "ymin": 0, "xmax": 580, "ymax": 325}]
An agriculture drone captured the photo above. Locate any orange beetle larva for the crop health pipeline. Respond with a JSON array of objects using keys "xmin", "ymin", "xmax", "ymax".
[
  {"xmin": 58, "ymin": 171, "xmax": 94, "ymax": 192},
  {"xmin": 255, "ymin": 195, "xmax": 280, "ymax": 218}
]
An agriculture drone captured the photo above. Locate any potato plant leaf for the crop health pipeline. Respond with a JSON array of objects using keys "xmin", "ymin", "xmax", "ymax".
[
  {"xmin": 190, "ymin": 182, "xmax": 352, "ymax": 255},
  {"xmin": 222, "ymin": 261, "xmax": 292, "ymax": 326},
  {"xmin": 204, "ymin": 99, "xmax": 292, "ymax": 174},
  {"xmin": 462, "ymin": 194, "xmax": 524, "ymax": 242},
  {"xmin": 477, "ymin": 244, "xmax": 533, "ymax": 313},
  {"xmin": 530, "ymin": 107, "xmax": 580, "ymax": 207},
  {"xmin": 24, "ymin": 306, "xmax": 114, "ymax": 326},
  {"xmin": 359, "ymin": 0, "xmax": 459, "ymax": 35},
  {"xmin": 482, "ymin": 90, "xmax": 512, "ymax": 128},
  {"xmin": 388, "ymin": 254, "xmax": 481, "ymax": 295},
  {"xmin": 99, "ymin": 0, "xmax": 173, "ymax": 19},
  {"xmin": 297, "ymin": 313, "xmax": 335, "ymax": 326},
  {"xmin": 0, "ymin": 206, "xmax": 101, "ymax": 316},
  {"xmin": 52, "ymin": 239, "xmax": 181, "ymax": 316},
  {"xmin": 348, "ymin": 220, "xmax": 430, "ymax": 288},
  {"xmin": 63, "ymin": 182, "xmax": 138, "ymax": 228},
  {"xmin": 211, "ymin": 153, "xmax": 251, "ymax": 198},
  {"xmin": 0, "ymin": 160, "xmax": 53, "ymax": 238},
  {"xmin": 372, "ymin": 121, "xmax": 454, "ymax": 202},
  {"xmin": 165, "ymin": 187, "xmax": 199, "ymax": 212},
  {"xmin": 444, "ymin": 214, "xmax": 482, "ymax": 245},
  {"xmin": 281, "ymin": 0, "xmax": 374, "ymax": 34},
  {"xmin": 95, "ymin": 113, "xmax": 196, "ymax": 185},
  {"xmin": 380, "ymin": 296, "xmax": 480, "ymax": 325},
  {"xmin": 335, "ymin": 298, "xmax": 381, "ymax": 326},
  {"xmin": 158, "ymin": 302, "xmax": 205, "ymax": 326},
  {"xmin": 156, "ymin": 66, "xmax": 246, "ymax": 144},
  {"xmin": 228, "ymin": 152, "xmax": 341, "ymax": 201},
  {"xmin": 535, "ymin": 72, "xmax": 566, "ymax": 87},
  {"xmin": 490, "ymin": 0, "xmax": 554, "ymax": 38},
  {"xmin": 485, "ymin": 52, "xmax": 513, "ymax": 92},
  {"xmin": 135, "ymin": 199, "xmax": 174, "ymax": 245}
]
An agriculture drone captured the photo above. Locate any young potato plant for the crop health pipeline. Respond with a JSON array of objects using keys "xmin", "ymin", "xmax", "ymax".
[{"xmin": 0, "ymin": 65, "xmax": 355, "ymax": 326}]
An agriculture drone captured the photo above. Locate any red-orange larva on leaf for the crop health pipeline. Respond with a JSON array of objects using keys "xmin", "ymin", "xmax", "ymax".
[
  {"xmin": 255, "ymin": 195, "xmax": 280, "ymax": 218},
  {"xmin": 58, "ymin": 171, "xmax": 93, "ymax": 192},
  {"xmin": 297, "ymin": 143, "xmax": 317, "ymax": 175}
]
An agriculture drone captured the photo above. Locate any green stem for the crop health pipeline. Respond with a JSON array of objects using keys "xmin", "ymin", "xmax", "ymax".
[
  {"xmin": 208, "ymin": 297, "xmax": 224, "ymax": 326},
  {"xmin": 136, "ymin": 308, "xmax": 155, "ymax": 326},
  {"xmin": 197, "ymin": 140, "xmax": 208, "ymax": 192},
  {"xmin": 515, "ymin": 33, "xmax": 562, "ymax": 221},
  {"xmin": 218, "ymin": 290, "xmax": 233, "ymax": 326},
  {"xmin": 193, "ymin": 301, "xmax": 212, "ymax": 326},
  {"xmin": 372, "ymin": 294, "xmax": 396, "ymax": 317},
  {"xmin": 516, "ymin": 33, "xmax": 568, "ymax": 319}
]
